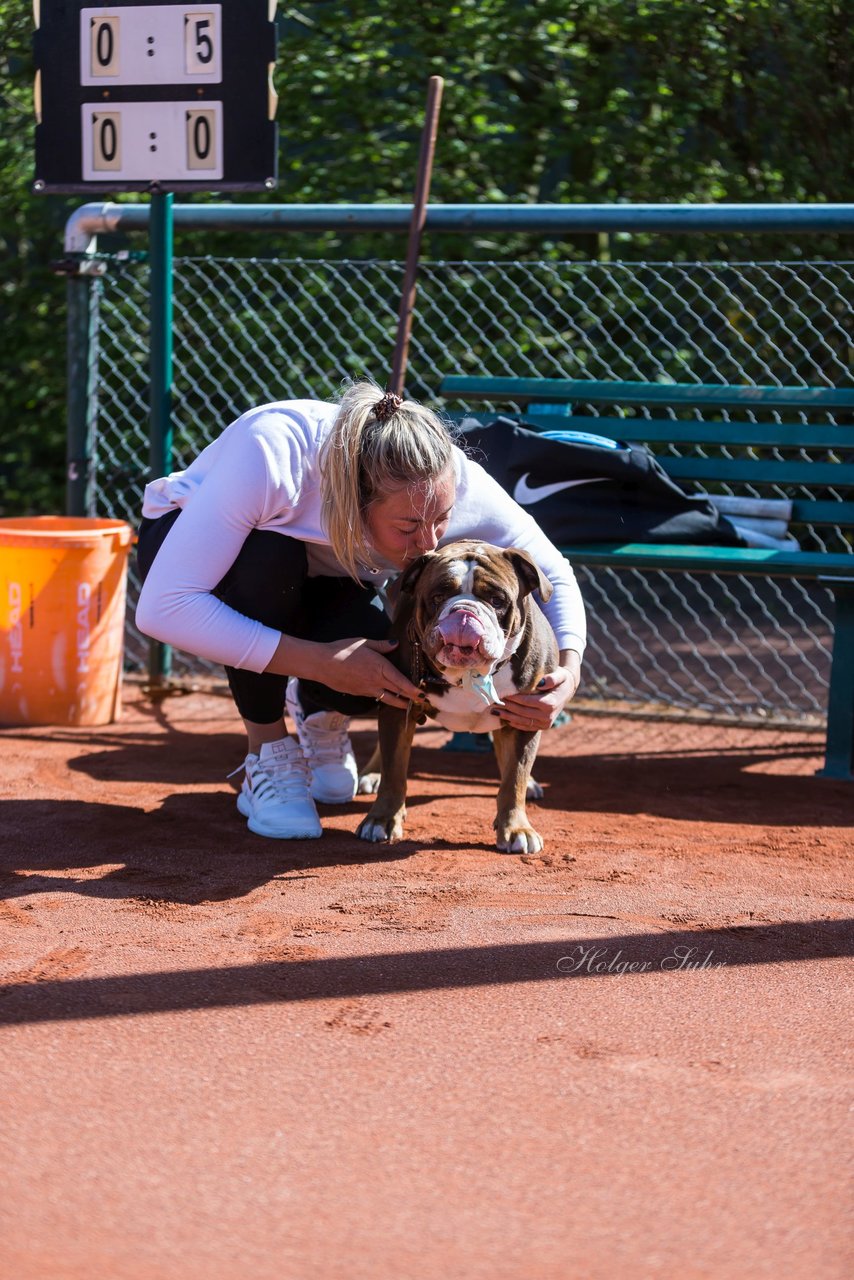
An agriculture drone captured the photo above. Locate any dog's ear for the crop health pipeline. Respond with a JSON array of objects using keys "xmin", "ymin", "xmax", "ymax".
[
  {"xmin": 399, "ymin": 552, "xmax": 435, "ymax": 596},
  {"xmin": 502, "ymin": 548, "xmax": 553, "ymax": 602}
]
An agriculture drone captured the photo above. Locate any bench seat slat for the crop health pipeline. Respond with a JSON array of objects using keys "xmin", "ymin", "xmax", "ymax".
[
  {"xmin": 791, "ymin": 500, "xmax": 854, "ymax": 526},
  {"xmin": 561, "ymin": 544, "xmax": 854, "ymax": 577},
  {"xmin": 442, "ymin": 376, "xmax": 854, "ymax": 411},
  {"xmin": 660, "ymin": 457, "xmax": 854, "ymax": 486},
  {"xmin": 522, "ymin": 416, "xmax": 854, "ymax": 451},
  {"xmin": 451, "ymin": 411, "xmax": 854, "ymax": 450}
]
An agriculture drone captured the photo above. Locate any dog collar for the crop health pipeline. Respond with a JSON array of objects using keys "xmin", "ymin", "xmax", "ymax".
[{"xmin": 461, "ymin": 670, "xmax": 504, "ymax": 707}]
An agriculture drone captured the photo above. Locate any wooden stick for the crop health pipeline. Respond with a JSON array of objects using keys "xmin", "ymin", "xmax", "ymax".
[{"xmin": 389, "ymin": 75, "xmax": 444, "ymax": 398}]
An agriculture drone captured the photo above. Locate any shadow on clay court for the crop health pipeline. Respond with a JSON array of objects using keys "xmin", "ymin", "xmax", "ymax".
[
  {"xmin": 3, "ymin": 694, "xmax": 849, "ymax": 914},
  {"xmin": 55, "ymin": 723, "xmax": 853, "ymax": 831},
  {"xmin": 3, "ymin": 753, "xmax": 849, "ymax": 911},
  {"xmin": 0, "ymin": 794, "xmax": 422, "ymax": 907},
  {"xmin": 0, "ymin": 918, "xmax": 851, "ymax": 1027}
]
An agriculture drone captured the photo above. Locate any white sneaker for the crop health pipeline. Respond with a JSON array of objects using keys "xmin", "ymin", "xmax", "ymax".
[
  {"xmin": 235, "ymin": 738, "xmax": 322, "ymax": 839},
  {"xmin": 286, "ymin": 677, "xmax": 358, "ymax": 804}
]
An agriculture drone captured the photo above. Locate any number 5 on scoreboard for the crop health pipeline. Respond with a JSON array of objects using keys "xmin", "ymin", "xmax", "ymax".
[{"xmin": 185, "ymin": 12, "xmax": 218, "ymax": 75}]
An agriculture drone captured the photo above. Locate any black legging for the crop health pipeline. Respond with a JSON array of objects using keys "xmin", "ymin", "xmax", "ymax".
[{"xmin": 136, "ymin": 510, "xmax": 390, "ymax": 723}]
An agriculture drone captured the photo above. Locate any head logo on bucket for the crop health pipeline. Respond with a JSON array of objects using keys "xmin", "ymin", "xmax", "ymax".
[
  {"xmin": 8, "ymin": 582, "xmax": 23, "ymax": 674},
  {"xmin": 76, "ymin": 581, "xmax": 92, "ymax": 675}
]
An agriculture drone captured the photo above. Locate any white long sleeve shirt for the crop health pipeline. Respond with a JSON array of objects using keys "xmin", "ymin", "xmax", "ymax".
[{"xmin": 136, "ymin": 399, "xmax": 587, "ymax": 671}]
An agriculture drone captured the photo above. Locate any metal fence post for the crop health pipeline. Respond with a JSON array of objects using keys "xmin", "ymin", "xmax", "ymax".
[
  {"xmin": 816, "ymin": 580, "xmax": 854, "ymax": 780},
  {"xmin": 148, "ymin": 190, "xmax": 174, "ymax": 685},
  {"xmin": 65, "ymin": 265, "xmax": 101, "ymax": 516}
]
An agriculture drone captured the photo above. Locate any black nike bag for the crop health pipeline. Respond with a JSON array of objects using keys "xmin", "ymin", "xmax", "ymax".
[{"xmin": 461, "ymin": 417, "xmax": 744, "ymax": 546}]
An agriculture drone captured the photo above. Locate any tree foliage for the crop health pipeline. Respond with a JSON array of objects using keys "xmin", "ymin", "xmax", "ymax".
[{"xmin": 1, "ymin": 0, "xmax": 851, "ymax": 514}]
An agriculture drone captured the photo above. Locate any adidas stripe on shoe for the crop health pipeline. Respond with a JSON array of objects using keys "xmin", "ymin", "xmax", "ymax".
[{"xmin": 234, "ymin": 737, "xmax": 322, "ymax": 839}]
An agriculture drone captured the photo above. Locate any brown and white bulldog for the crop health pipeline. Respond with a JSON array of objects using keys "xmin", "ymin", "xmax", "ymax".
[{"xmin": 356, "ymin": 539, "xmax": 559, "ymax": 853}]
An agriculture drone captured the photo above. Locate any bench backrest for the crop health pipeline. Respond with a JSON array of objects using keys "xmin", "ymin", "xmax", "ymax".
[{"xmin": 439, "ymin": 377, "xmax": 854, "ymax": 539}]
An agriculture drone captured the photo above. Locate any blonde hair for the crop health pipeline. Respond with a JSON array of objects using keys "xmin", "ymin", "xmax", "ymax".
[{"xmin": 320, "ymin": 380, "xmax": 454, "ymax": 580}]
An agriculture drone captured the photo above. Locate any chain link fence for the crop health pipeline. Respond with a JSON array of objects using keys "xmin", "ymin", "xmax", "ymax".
[{"xmin": 88, "ymin": 254, "xmax": 853, "ymax": 726}]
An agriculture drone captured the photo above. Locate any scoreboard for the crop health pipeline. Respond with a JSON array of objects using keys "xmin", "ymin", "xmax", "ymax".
[{"xmin": 34, "ymin": 0, "xmax": 278, "ymax": 192}]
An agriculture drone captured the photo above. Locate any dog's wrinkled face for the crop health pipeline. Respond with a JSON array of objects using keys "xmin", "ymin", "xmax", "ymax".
[{"xmin": 400, "ymin": 540, "xmax": 553, "ymax": 674}]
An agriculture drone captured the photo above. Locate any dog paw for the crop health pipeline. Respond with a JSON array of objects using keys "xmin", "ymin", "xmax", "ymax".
[
  {"xmin": 356, "ymin": 810, "xmax": 406, "ymax": 843},
  {"xmin": 526, "ymin": 776, "xmax": 544, "ymax": 801},
  {"xmin": 496, "ymin": 825, "xmax": 544, "ymax": 855},
  {"xmin": 357, "ymin": 771, "xmax": 381, "ymax": 795}
]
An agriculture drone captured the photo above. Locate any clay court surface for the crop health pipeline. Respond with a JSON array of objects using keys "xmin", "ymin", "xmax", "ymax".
[{"xmin": 1, "ymin": 683, "xmax": 852, "ymax": 1278}]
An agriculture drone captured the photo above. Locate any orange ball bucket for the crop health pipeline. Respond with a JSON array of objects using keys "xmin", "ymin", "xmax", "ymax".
[{"xmin": 0, "ymin": 517, "xmax": 133, "ymax": 726}]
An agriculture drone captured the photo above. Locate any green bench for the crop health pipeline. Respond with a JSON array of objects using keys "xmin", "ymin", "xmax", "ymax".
[{"xmin": 439, "ymin": 375, "xmax": 854, "ymax": 780}]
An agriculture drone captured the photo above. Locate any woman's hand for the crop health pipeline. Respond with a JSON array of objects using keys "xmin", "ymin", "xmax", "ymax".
[
  {"xmin": 491, "ymin": 650, "xmax": 582, "ymax": 733},
  {"xmin": 314, "ymin": 637, "xmax": 425, "ymax": 709},
  {"xmin": 265, "ymin": 633, "xmax": 424, "ymax": 708}
]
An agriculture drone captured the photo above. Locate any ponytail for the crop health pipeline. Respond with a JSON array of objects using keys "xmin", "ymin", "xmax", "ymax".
[{"xmin": 319, "ymin": 380, "xmax": 454, "ymax": 581}]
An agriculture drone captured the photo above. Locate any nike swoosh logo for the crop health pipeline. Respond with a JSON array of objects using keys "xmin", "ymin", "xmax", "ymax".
[{"xmin": 513, "ymin": 474, "xmax": 611, "ymax": 505}]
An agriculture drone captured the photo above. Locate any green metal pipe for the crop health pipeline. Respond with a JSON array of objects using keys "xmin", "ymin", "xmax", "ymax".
[
  {"xmin": 65, "ymin": 201, "xmax": 854, "ymax": 251},
  {"xmin": 65, "ymin": 272, "xmax": 100, "ymax": 515},
  {"xmin": 148, "ymin": 190, "xmax": 174, "ymax": 684},
  {"xmin": 817, "ymin": 581, "xmax": 854, "ymax": 780},
  {"xmin": 149, "ymin": 191, "xmax": 174, "ymax": 481}
]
